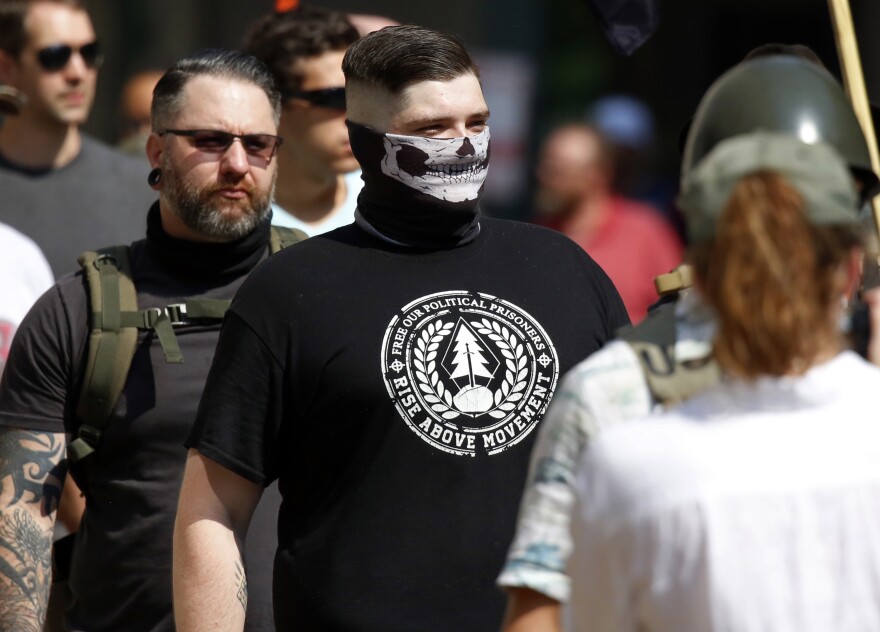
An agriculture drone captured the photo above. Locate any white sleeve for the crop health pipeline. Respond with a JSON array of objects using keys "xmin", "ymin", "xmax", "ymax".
[
  {"xmin": 0, "ymin": 223, "xmax": 54, "ymax": 327},
  {"xmin": 497, "ymin": 340, "xmax": 653, "ymax": 602}
]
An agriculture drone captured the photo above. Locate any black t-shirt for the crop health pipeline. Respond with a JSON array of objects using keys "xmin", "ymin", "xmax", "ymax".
[
  {"xmin": 0, "ymin": 219, "xmax": 280, "ymax": 632},
  {"xmin": 187, "ymin": 218, "xmax": 629, "ymax": 631}
]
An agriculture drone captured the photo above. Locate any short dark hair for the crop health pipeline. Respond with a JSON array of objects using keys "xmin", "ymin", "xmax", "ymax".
[
  {"xmin": 151, "ymin": 48, "xmax": 281, "ymax": 130},
  {"xmin": 342, "ymin": 24, "xmax": 479, "ymax": 94},
  {"xmin": 242, "ymin": 6, "xmax": 359, "ymax": 96},
  {"xmin": 0, "ymin": 0, "xmax": 86, "ymax": 56}
]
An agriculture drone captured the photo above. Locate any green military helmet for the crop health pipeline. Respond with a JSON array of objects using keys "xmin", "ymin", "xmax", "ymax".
[{"xmin": 682, "ymin": 55, "xmax": 880, "ymax": 201}]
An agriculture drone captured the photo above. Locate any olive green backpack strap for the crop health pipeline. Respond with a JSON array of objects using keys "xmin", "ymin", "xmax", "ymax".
[
  {"xmin": 69, "ymin": 229, "xmax": 304, "ymax": 464},
  {"xmin": 69, "ymin": 247, "xmax": 140, "ymax": 464},
  {"xmin": 269, "ymin": 225, "xmax": 308, "ymax": 253},
  {"xmin": 617, "ymin": 301, "xmax": 719, "ymax": 407}
]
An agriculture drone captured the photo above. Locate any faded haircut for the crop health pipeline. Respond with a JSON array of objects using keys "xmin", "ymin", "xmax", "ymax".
[{"xmin": 342, "ymin": 24, "xmax": 478, "ymax": 94}]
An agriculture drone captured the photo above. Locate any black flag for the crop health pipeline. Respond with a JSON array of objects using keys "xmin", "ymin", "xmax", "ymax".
[{"xmin": 583, "ymin": 0, "xmax": 660, "ymax": 56}]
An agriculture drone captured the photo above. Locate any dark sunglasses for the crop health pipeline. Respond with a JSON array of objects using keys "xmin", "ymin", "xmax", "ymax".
[
  {"xmin": 159, "ymin": 129, "xmax": 284, "ymax": 160},
  {"xmin": 36, "ymin": 41, "xmax": 102, "ymax": 72},
  {"xmin": 285, "ymin": 87, "xmax": 346, "ymax": 110}
]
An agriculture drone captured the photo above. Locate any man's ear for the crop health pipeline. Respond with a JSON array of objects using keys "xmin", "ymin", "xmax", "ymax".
[
  {"xmin": 845, "ymin": 246, "xmax": 866, "ymax": 299},
  {"xmin": 146, "ymin": 132, "xmax": 162, "ymax": 168}
]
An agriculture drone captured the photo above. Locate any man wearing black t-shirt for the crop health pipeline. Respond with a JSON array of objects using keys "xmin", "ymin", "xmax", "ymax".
[
  {"xmin": 174, "ymin": 26, "xmax": 629, "ymax": 632},
  {"xmin": 0, "ymin": 50, "xmax": 284, "ymax": 632}
]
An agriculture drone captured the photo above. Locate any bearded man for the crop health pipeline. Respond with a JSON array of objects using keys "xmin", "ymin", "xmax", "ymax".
[{"xmin": 0, "ymin": 49, "xmax": 288, "ymax": 632}]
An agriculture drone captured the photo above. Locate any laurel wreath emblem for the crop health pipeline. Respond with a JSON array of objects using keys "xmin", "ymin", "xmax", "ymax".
[
  {"xmin": 473, "ymin": 319, "xmax": 528, "ymax": 419},
  {"xmin": 413, "ymin": 320, "xmax": 460, "ymax": 420},
  {"xmin": 412, "ymin": 316, "xmax": 529, "ymax": 421}
]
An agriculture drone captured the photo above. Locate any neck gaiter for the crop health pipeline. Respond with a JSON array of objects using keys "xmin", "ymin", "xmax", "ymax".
[{"xmin": 347, "ymin": 121, "xmax": 490, "ymax": 248}]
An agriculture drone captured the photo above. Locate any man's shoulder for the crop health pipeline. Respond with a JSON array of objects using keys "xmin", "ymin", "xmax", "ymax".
[
  {"xmin": 8, "ymin": 269, "xmax": 88, "ymax": 353},
  {"xmin": 52, "ymin": 268, "xmax": 90, "ymax": 311},
  {"xmin": 78, "ymin": 135, "xmax": 150, "ymax": 175},
  {"xmin": 0, "ymin": 135, "xmax": 149, "ymax": 187},
  {"xmin": 230, "ymin": 230, "xmax": 348, "ymax": 299},
  {"xmin": 484, "ymin": 216, "xmax": 574, "ymax": 242},
  {"xmin": 483, "ymin": 217, "xmax": 596, "ymax": 260},
  {"xmin": 484, "ymin": 217, "xmax": 623, "ymax": 291},
  {"xmin": 559, "ymin": 339, "xmax": 653, "ymax": 426}
]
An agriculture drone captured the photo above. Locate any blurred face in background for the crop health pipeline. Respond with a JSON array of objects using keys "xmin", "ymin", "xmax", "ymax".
[
  {"xmin": 119, "ymin": 70, "xmax": 162, "ymax": 142},
  {"xmin": 279, "ymin": 49, "xmax": 359, "ymax": 177},
  {"xmin": 2, "ymin": 2, "xmax": 99, "ymax": 127},
  {"xmin": 535, "ymin": 125, "xmax": 612, "ymax": 216}
]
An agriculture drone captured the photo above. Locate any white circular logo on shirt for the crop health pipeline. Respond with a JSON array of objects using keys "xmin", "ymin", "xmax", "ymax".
[{"xmin": 381, "ymin": 291, "xmax": 559, "ymax": 456}]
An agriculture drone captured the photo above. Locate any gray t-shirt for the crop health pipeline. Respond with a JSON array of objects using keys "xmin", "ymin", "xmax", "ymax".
[{"xmin": 0, "ymin": 135, "xmax": 155, "ymax": 277}]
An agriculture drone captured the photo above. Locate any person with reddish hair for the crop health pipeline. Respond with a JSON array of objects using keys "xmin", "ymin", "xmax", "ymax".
[{"xmin": 568, "ymin": 128, "xmax": 880, "ymax": 631}]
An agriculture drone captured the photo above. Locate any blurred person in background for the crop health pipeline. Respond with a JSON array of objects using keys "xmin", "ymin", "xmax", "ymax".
[
  {"xmin": 0, "ymin": 0, "xmax": 152, "ymax": 277},
  {"xmin": 569, "ymin": 127, "xmax": 880, "ymax": 632},
  {"xmin": 243, "ymin": 4, "xmax": 361, "ymax": 236},
  {"xmin": 587, "ymin": 93, "xmax": 685, "ymax": 239},
  {"xmin": 347, "ymin": 13, "xmax": 399, "ymax": 36},
  {"xmin": 116, "ymin": 68, "xmax": 162, "ymax": 156},
  {"xmin": 498, "ymin": 53, "xmax": 880, "ymax": 632},
  {"xmin": 534, "ymin": 122, "xmax": 682, "ymax": 322}
]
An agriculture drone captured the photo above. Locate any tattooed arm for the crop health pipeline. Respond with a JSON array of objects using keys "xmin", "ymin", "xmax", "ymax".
[
  {"xmin": 0, "ymin": 429, "xmax": 65, "ymax": 632},
  {"xmin": 173, "ymin": 450, "xmax": 262, "ymax": 632}
]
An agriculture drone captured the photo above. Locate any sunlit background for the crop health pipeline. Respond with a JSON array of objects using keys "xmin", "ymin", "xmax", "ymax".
[{"xmin": 82, "ymin": 0, "xmax": 880, "ymax": 221}]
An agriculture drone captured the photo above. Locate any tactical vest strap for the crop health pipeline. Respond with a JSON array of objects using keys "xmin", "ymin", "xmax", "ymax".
[
  {"xmin": 186, "ymin": 298, "xmax": 232, "ymax": 319},
  {"xmin": 70, "ymin": 247, "xmax": 139, "ymax": 464},
  {"xmin": 618, "ymin": 302, "xmax": 719, "ymax": 406},
  {"xmin": 269, "ymin": 225, "xmax": 307, "ymax": 253},
  {"xmin": 70, "ymin": 228, "xmax": 305, "ymax": 464}
]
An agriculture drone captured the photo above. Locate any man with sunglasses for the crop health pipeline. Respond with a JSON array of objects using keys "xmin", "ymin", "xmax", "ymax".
[
  {"xmin": 0, "ymin": 49, "xmax": 286, "ymax": 632},
  {"xmin": 0, "ymin": 0, "xmax": 153, "ymax": 278},
  {"xmin": 243, "ymin": 5, "xmax": 362, "ymax": 236}
]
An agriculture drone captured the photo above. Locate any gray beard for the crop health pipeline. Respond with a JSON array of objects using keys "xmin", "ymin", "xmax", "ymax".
[{"xmin": 162, "ymin": 157, "xmax": 274, "ymax": 241}]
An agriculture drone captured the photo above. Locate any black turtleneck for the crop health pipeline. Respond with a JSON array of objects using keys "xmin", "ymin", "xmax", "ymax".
[{"xmin": 144, "ymin": 202, "xmax": 270, "ymax": 281}]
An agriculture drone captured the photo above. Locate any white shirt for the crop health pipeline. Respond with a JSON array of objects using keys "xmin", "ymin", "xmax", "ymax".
[
  {"xmin": 569, "ymin": 351, "xmax": 880, "ymax": 632},
  {"xmin": 497, "ymin": 291, "xmax": 714, "ymax": 602},
  {"xmin": 270, "ymin": 170, "xmax": 362, "ymax": 237},
  {"xmin": 0, "ymin": 222, "xmax": 53, "ymax": 375}
]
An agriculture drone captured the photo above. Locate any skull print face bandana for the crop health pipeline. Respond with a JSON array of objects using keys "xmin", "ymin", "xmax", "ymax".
[{"xmin": 347, "ymin": 121, "xmax": 490, "ymax": 248}]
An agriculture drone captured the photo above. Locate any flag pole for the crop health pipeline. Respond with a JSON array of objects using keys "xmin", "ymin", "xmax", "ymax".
[{"xmin": 827, "ymin": 0, "xmax": 880, "ymax": 253}]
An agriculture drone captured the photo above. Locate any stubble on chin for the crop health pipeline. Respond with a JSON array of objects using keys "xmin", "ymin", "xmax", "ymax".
[{"xmin": 162, "ymin": 159, "xmax": 272, "ymax": 241}]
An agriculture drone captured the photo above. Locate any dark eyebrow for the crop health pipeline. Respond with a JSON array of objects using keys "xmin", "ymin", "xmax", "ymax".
[{"xmin": 405, "ymin": 110, "xmax": 491, "ymax": 129}]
